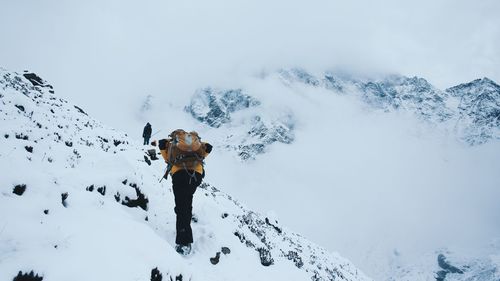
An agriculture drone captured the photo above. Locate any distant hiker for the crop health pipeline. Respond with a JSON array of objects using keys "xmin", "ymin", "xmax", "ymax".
[
  {"xmin": 142, "ymin": 123, "xmax": 152, "ymax": 145},
  {"xmin": 152, "ymin": 129, "xmax": 212, "ymax": 255}
]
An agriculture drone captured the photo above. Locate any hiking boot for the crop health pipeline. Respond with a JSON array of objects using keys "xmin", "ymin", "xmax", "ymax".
[{"xmin": 175, "ymin": 244, "xmax": 192, "ymax": 255}]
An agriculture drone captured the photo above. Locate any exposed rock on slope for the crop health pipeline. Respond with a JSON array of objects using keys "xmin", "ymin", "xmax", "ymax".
[{"xmin": 0, "ymin": 67, "xmax": 369, "ymax": 281}]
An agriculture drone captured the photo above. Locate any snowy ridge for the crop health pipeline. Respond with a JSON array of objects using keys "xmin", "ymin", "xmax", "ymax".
[
  {"xmin": 186, "ymin": 87, "xmax": 295, "ymax": 160},
  {"xmin": 184, "ymin": 69, "xmax": 499, "ymax": 161},
  {"xmin": 0, "ymin": 68, "xmax": 369, "ymax": 281},
  {"xmin": 445, "ymin": 78, "xmax": 500, "ymax": 144},
  {"xmin": 274, "ymin": 68, "xmax": 499, "ymax": 144}
]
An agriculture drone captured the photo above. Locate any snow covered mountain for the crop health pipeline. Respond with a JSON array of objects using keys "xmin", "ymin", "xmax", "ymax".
[
  {"xmin": 446, "ymin": 78, "xmax": 500, "ymax": 144},
  {"xmin": 277, "ymin": 68, "xmax": 452, "ymax": 122},
  {"xmin": 0, "ymin": 68, "xmax": 370, "ymax": 281},
  {"xmin": 171, "ymin": 69, "xmax": 500, "ymax": 161},
  {"xmin": 273, "ymin": 68, "xmax": 500, "ymax": 145},
  {"xmin": 186, "ymin": 87, "xmax": 295, "ymax": 160}
]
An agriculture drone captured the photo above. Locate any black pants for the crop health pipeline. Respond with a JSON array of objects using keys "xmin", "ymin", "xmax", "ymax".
[
  {"xmin": 172, "ymin": 170, "xmax": 203, "ymax": 245},
  {"xmin": 143, "ymin": 137, "xmax": 150, "ymax": 145}
]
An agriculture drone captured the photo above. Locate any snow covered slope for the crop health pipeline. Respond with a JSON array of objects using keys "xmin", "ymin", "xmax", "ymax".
[{"xmin": 0, "ymin": 68, "xmax": 370, "ymax": 281}]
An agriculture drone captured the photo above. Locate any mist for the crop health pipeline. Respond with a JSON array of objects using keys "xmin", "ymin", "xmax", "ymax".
[
  {"xmin": 1, "ymin": 0, "xmax": 500, "ymax": 132},
  {"xmin": 2, "ymin": 0, "xmax": 500, "ymax": 279},
  {"xmin": 202, "ymin": 77, "xmax": 500, "ymax": 278}
]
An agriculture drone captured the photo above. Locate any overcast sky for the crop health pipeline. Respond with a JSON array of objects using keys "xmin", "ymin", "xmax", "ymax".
[
  {"xmin": 1, "ymin": 0, "xmax": 499, "ymax": 127},
  {"xmin": 2, "ymin": 1, "xmax": 500, "ymax": 277}
]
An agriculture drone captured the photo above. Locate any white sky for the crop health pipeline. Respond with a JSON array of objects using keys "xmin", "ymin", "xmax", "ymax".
[{"xmin": 1, "ymin": 0, "xmax": 499, "ymax": 123}]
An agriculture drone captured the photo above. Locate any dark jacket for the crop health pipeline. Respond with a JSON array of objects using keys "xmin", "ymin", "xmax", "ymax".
[{"xmin": 143, "ymin": 123, "xmax": 152, "ymax": 138}]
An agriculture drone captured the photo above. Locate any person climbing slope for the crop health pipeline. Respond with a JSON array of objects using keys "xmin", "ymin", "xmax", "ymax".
[
  {"xmin": 152, "ymin": 129, "xmax": 212, "ymax": 255},
  {"xmin": 142, "ymin": 123, "xmax": 152, "ymax": 145}
]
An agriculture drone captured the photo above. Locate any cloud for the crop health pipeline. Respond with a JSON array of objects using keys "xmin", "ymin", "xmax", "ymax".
[
  {"xmin": 1, "ymin": 1, "xmax": 499, "ymax": 277},
  {"xmin": 1, "ymin": 0, "xmax": 499, "ymax": 100},
  {"xmin": 207, "ymin": 78, "xmax": 500, "ymax": 278}
]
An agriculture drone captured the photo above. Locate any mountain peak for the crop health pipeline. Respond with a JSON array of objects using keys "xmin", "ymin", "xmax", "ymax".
[{"xmin": 446, "ymin": 77, "xmax": 500, "ymax": 96}]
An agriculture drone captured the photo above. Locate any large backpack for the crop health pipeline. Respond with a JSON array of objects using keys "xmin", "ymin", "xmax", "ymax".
[{"xmin": 167, "ymin": 129, "xmax": 204, "ymax": 168}]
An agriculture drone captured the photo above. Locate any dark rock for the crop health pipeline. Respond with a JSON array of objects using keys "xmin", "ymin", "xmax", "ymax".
[
  {"xmin": 436, "ymin": 253, "xmax": 464, "ymax": 281},
  {"xmin": 74, "ymin": 105, "xmax": 87, "ymax": 115},
  {"xmin": 285, "ymin": 251, "xmax": 304, "ymax": 268},
  {"xmin": 191, "ymin": 214, "xmax": 198, "ymax": 223},
  {"xmin": 13, "ymin": 270, "xmax": 43, "ymax": 281},
  {"xmin": 97, "ymin": 186, "xmax": 106, "ymax": 196},
  {"xmin": 234, "ymin": 231, "xmax": 255, "ymax": 248},
  {"xmin": 113, "ymin": 140, "xmax": 122, "ymax": 146},
  {"xmin": 114, "ymin": 192, "xmax": 121, "ymax": 202},
  {"xmin": 437, "ymin": 254, "xmax": 463, "ymax": 274},
  {"xmin": 122, "ymin": 179, "xmax": 128, "ymax": 185},
  {"xmin": 15, "ymin": 105, "xmax": 25, "ymax": 112},
  {"xmin": 144, "ymin": 155, "xmax": 151, "ymax": 166},
  {"xmin": 221, "ymin": 247, "xmax": 231, "ymax": 255},
  {"xmin": 147, "ymin": 149, "xmax": 158, "ymax": 160},
  {"xmin": 86, "ymin": 185, "xmax": 94, "ymax": 192},
  {"xmin": 24, "ymin": 146, "xmax": 33, "ymax": 153},
  {"xmin": 151, "ymin": 267, "xmax": 162, "ymax": 281},
  {"xmin": 4, "ymin": 134, "xmax": 8, "ymax": 138},
  {"xmin": 122, "ymin": 184, "xmax": 148, "ymax": 211},
  {"xmin": 13, "ymin": 184, "xmax": 26, "ymax": 196},
  {"xmin": 221, "ymin": 212, "xmax": 228, "ymax": 219},
  {"xmin": 61, "ymin": 192, "xmax": 68, "ymax": 208},
  {"xmin": 65, "ymin": 141, "xmax": 73, "ymax": 147},
  {"xmin": 15, "ymin": 133, "xmax": 29, "ymax": 140},
  {"xmin": 23, "ymin": 73, "xmax": 45, "ymax": 87},
  {"xmin": 43, "ymin": 209, "xmax": 49, "ymax": 215},
  {"xmin": 210, "ymin": 252, "xmax": 221, "ymax": 265},
  {"xmin": 265, "ymin": 217, "xmax": 282, "ymax": 234},
  {"xmin": 258, "ymin": 247, "xmax": 274, "ymax": 266}
]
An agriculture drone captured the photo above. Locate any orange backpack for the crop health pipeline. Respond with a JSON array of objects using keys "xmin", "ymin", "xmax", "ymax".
[{"xmin": 167, "ymin": 129, "xmax": 204, "ymax": 167}]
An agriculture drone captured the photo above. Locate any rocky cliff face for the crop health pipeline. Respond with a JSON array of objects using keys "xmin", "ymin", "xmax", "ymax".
[
  {"xmin": 446, "ymin": 78, "xmax": 500, "ymax": 144},
  {"xmin": 186, "ymin": 87, "xmax": 295, "ymax": 160}
]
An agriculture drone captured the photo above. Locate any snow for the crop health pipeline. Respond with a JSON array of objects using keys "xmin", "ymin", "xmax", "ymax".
[{"xmin": 0, "ymin": 68, "xmax": 370, "ymax": 281}]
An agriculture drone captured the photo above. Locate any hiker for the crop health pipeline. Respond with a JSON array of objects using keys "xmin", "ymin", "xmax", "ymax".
[
  {"xmin": 142, "ymin": 123, "xmax": 152, "ymax": 145},
  {"xmin": 152, "ymin": 129, "xmax": 212, "ymax": 255}
]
